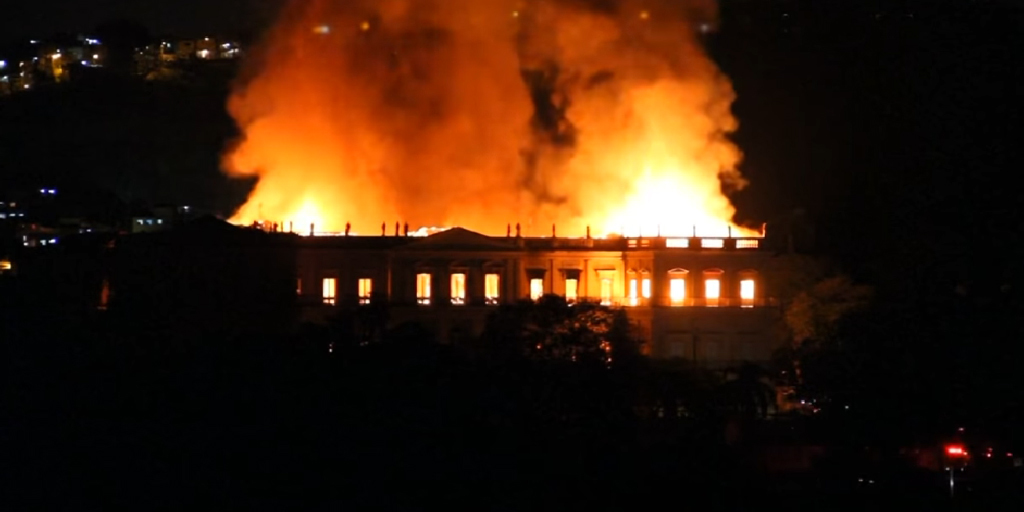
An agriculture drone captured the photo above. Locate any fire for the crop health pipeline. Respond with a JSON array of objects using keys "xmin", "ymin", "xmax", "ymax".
[{"xmin": 223, "ymin": 0, "xmax": 754, "ymax": 238}]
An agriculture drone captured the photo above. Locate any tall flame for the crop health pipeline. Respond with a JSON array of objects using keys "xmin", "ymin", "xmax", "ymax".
[{"xmin": 224, "ymin": 0, "xmax": 753, "ymax": 237}]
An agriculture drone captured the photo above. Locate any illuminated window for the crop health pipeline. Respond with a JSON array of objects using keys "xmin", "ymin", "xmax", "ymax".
[
  {"xmin": 641, "ymin": 277, "xmax": 652, "ymax": 299},
  {"xmin": 530, "ymin": 278, "xmax": 544, "ymax": 301},
  {"xmin": 705, "ymin": 278, "xmax": 720, "ymax": 306},
  {"xmin": 600, "ymin": 278, "xmax": 613, "ymax": 306},
  {"xmin": 740, "ymin": 279, "xmax": 755, "ymax": 307},
  {"xmin": 628, "ymin": 278, "xmax": 639, "ymax": 306},
  {"xmin": 666, "ymin": 238, "xmax": 689, "ymax": 248},
  {"xmin": 484, "ymin": 273, "xmax": 500, "ymax": 305},
  {"xmin": 701, "ymin": 239, "xmax": 725, "ymax": 249},
  {"xmin": 737, "ymin": 240, "xmax": 759, "ymax": 249},
  {"xmin": 670, "ymin": 279, "xmax": 686, "ymax": 305},
  {"xmin": 322, "ymin": 278, "xmax": 337, "ymax": 305},
  {"xmin": 416, "ymin": 273, "xmax": 431, "ymax": 305},
  {"xmin": 565, "ymin": 278, "xmax": 578, "ymax": 303},
  {"xmin": 358, "ymin": 278, "xmax": 372, "ymax": 304},
  {"xmin": 450, "ymin": 273, "xmax": 466, "ymax": 305}
]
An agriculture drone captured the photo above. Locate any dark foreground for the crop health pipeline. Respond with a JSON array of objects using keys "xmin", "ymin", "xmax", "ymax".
[{"xmin": 3, "ymin": 312, "xmax": 1022, "ymax": 511}]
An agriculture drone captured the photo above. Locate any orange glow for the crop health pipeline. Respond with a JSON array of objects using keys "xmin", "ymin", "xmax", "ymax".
[
  {"xmin": 946, "ymin": 445, "xmax": 965, "ymax": 456},
  {"xmin": 416, "ymin": 273, "xmax": 431, "ymax": 305},
  {"xmin": 224, "ymin": 1, "xmax": 752, "ymax": 237},
  {"xmin": 670, "ymin": 278, "xmax": 685, "ymax": 305},
  {"xmin": 565, "ymin": 278, "xmax": 578, "ymax": 302},
  {"xmin": 485, "ymin": 273, "xmax": 500, "ymax": 304},
  {"xmin": 358, "ymin": 277, "xmax": 372, "ymax": 304},
  {"xmin": 450, "ymin": 273, "xmax": 466, "ymax": 305},
  {"xmin": 600, "ymin": 278, "xmax": 613, "ymax": 306},
  {"xmin": 530, "ymin": 278, "xmax": 544, "ymax": 301}
]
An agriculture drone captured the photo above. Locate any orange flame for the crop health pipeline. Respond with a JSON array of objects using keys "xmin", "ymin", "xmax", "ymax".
[{"xmin": 224, "ymin": 0, "xmax": 753, "ymax": 237}]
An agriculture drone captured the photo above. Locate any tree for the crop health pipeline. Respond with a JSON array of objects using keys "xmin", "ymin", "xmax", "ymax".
[
  {"xmin": 763, "ymin": 254, "xmax": 872, "ymax": 406},
  {"xmin": 480, "ymin": 295, "xmax": 640, "ymax": 365}
]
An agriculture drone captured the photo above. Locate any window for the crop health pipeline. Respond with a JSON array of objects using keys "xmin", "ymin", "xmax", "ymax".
[
  {"xmin": 322, "ymin": 278, "xmax": 337, "ymax": 305},
  {"xmin": 358, "ymin": 278, "xmax": 372, "ymax": 304},
  {"xmin": 666, "ymin": 238, "xmax": 689, "ymax": 248},
  {"xmin": 450, "ymin": 273, "xmax": 466, "ymax": 305},
  {"xmin": 641, "ymin": 277, "xmax": 652, "ymax": 299},
  {"xmin": 705, "ymin": 278, "xmax": 720, "ymax": 306},
  {"xmin": 670, "ymin": 279, "xmax": 686, "ymax": 305},
  {"xmin": 484, "ymin": 273, "xmax": 500, "ymax": 305},
  {"xmin": 600, "ymin": 278, "xmax": 613, "ymax": 306},
  {"xmin": 416, "ymin": 273, "xmax": 431, "ymax": 305},
  {"xmin": 565, "ymin": 278, "xmax": 578, "ymax": 303},
  {"xmin": 740, "ymin": 279, "xmax": 755, "ymax": 307},
  {"xmin": 530, "ymin": 278, "xmax": 544, "ymax": 301},
  {"xmin": 669, "ymin": 269, "xmax": 689, "ymax": 306},
  {"xmin": 737, "ymin": 240, "xmax": 759, "ymax": 249},
  {"xmin": 628, "ymin": 278, "xmax": 639, "ymax": 306},
  {"xmin": 701, "ymin": 239, "xmax": 725, "ymax": 249}
]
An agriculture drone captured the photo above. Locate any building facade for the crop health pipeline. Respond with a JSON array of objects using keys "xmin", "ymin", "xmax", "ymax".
[{"xmin": 295, "ymin": 227, "xmax": 782, "ymax": 366}]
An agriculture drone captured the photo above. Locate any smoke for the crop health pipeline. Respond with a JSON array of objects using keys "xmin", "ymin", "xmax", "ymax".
[{"xmin": 223, "ymin": 0, "xmax": 747, "ymax": 235}]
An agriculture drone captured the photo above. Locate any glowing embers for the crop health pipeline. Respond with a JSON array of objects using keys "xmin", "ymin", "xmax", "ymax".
[
  {"xmin": 322, "ymin": 277, "xmax": 337, "ymax": 305},
  {"xmin": 450, "ymin": 273, "xmax": 466, "ymax": 305},
  {"xmin": 416, "ymin": 273, "xmax": 431, "ymax": 305},
  {"xmin": 358, "ymin": 278, "xmax": 372, "ymax": 305},
  {"xmin": 484, "ymin": 273, "xmax": 500, "ymax": 305}
]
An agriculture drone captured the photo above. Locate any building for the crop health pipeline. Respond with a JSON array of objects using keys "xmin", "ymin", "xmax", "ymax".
[{"xmin": 293, "ymin": 227, "xmax": 782, "ymax": 367}]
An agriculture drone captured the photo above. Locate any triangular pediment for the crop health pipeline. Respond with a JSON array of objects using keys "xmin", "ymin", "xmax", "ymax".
[{"xmin": 403, "ymin": 227, "xmax": 517, "ymax": 251}]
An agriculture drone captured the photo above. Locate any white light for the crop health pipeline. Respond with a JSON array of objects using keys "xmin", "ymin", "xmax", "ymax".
[
  {"xmin": 82, "ymin": 60, "xmax": 88, "ymax": 65},
  {"xmin": 0, "ymin": 60, "xmax": 6, "ymax": 69},
  {"xmin": 314, "ymin": 25, "xmax": 331, "ymax": 34},
  {"xmin": 30, "ymin": 40, "xmax": 38, "ymax": 44},
  {"xmin": 93, "ymin": 54, "xmax": 99, "ymax": 59}
]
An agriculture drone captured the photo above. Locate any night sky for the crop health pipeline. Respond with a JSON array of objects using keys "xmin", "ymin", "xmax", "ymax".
[
  {"xmin": 1, "ymin": 0, "xmax": 283, "ymax": 39},
  {"xmin": 2, "ymin": 0, "xmax": 1022, "ymax": 287}
]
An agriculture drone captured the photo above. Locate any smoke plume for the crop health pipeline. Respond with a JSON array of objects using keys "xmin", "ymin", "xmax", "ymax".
[{"xmin": 224, "ymin": 0, "xmax": 748, "ymax": 236}]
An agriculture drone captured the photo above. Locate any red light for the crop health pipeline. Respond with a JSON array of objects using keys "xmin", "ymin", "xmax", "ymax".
[{"xmin": 946, "ymin": 445, "xmax": 965, "ymax": 456}]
